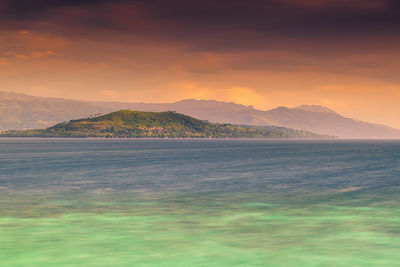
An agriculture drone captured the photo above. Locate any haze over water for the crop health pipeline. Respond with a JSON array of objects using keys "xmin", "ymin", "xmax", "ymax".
[{"xmin": 1, "ymin": 139, "xmax": 400, "ymax": 266}]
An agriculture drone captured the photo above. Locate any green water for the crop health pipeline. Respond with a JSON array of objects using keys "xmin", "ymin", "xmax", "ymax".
[
  {"xmin": 1, "ymin": 192, "xmax": 400, "ymax": 266},
  {"xmin": 1, "ymin": 139, "xmax": 400, "ymax": 266}
]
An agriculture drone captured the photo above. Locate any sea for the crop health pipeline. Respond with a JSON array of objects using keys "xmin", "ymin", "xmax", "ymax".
[{"xmin": 1, "ymin": 138, "xmax": 400, "ymax": 266}]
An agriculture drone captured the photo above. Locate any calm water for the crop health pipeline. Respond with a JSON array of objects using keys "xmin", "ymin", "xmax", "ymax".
[{"xmin": 1, "ymin": 139, "xmax": 400, "ymax": 266}]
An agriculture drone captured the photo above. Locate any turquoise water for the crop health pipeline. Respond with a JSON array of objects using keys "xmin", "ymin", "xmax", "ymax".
[{"xmin": 1, "ymin": 139, "xmax": 400, "ymax": 266}]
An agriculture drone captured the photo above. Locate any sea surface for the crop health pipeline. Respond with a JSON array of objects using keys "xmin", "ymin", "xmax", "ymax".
[{"xmin": 1, "ymin": 138, "xmax": 400, "ymax": 266}]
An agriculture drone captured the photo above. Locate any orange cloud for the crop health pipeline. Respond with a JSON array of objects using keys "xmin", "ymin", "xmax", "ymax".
[
  {"xmin": 18, "ymin": 30, "xmax": 30, "ymax": 35},
  {"xmin": 4, "ymin": 50, "xmax": 56, "ymax": 60},
  {"xmin": 10, "ymin": 31, "xmax": 67, "ymax": 51}
]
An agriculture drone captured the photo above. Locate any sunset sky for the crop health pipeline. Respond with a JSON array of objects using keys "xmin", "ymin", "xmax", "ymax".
[{"xmin": 1, "ymin": 0, "xmax": 400, "ymax": 128}]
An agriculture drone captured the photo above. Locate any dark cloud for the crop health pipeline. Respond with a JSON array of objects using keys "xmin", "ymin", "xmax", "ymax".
[
  {"xmin": 2, "ymin": 0, "xmax": 124, "ymax": 17},
  {"xmin": 1, "ymin": 0, "xmax": 400, "ymax": 52}
]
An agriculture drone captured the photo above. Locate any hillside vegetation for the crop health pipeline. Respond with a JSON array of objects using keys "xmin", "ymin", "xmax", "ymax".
[{"xmin": 0, "ymin": 110, "xmax": 329, "ymax": 138}]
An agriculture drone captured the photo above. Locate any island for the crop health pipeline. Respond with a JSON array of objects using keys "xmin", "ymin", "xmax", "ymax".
[{"xmin": 0, "ymin": 110, "xmax": 332, "ymax": 138}]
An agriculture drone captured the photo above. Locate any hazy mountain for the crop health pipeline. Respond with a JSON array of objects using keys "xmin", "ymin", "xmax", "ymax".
[
  {"xmin": 294, "ymin": 105, "xmax": 337, "ymax": 114},
  {"xmin": 0, "ymin": 92, "xmax": 113, "ymax": 130},
  {"xmin": 2, "ymin": 110, "xmax": 327, "ymax": 139},
  {"xmin": 1, "ymin": 91, "xmax": 400, "ymax": 139},
  {"xmin": 102, "ymin": 100, "xmax": 400, "ymax": 138},
  {"xmin": 262, "ymin": 106, "xmax": 400, "ymax": 139}
]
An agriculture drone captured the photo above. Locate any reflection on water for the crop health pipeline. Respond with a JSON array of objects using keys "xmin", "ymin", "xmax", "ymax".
[{"xmin": 1, "ymin": 139, "xmax": 400, "ymax": 266}]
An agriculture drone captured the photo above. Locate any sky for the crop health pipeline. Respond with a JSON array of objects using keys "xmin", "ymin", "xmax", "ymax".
[{"xmin": 1, "ymin": 0, "xmax": 400, "ymax": 128}]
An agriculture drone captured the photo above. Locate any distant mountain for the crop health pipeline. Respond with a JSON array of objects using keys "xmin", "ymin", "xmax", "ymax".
[
  {"xmin": 262, "ymin": 106, "xmax": 400, "ymax": 139},
  {"xmin": 1, "ymin": 110, "xmax": 327, "ymax": 138},
  {"xmin": 1, "ymin": 91, "xmax": 400, "ymax": 138},
  {"xmin": 294, "ymin": 105, "xmax": 336, "ymax": 114},
  {"xmin": 0, "ymin": 92, "xmax": 111, "ymax": 130},
  {"xmin": 96, "ymin": 99, "xmax": 400, "ymax": 138}
]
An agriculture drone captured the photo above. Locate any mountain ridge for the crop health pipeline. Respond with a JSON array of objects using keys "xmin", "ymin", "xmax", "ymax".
[
  {"xmin": 294, "ymin": 105, "xmax": 337, "ymax": 114},
  {"xmin": 1, "ymin": 91, "xmax": 399, "ymax": 139}
]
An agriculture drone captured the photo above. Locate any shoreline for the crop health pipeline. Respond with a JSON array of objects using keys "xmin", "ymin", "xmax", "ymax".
[{"xmin": 1, "ymin": 136, "xmax": 400, "ymax": 141}]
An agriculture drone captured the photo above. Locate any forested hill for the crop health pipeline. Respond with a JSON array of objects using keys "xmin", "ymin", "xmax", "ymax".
[{"xmin": 0, "ymin": 110, "xmax": 331, "ymax": 138}]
